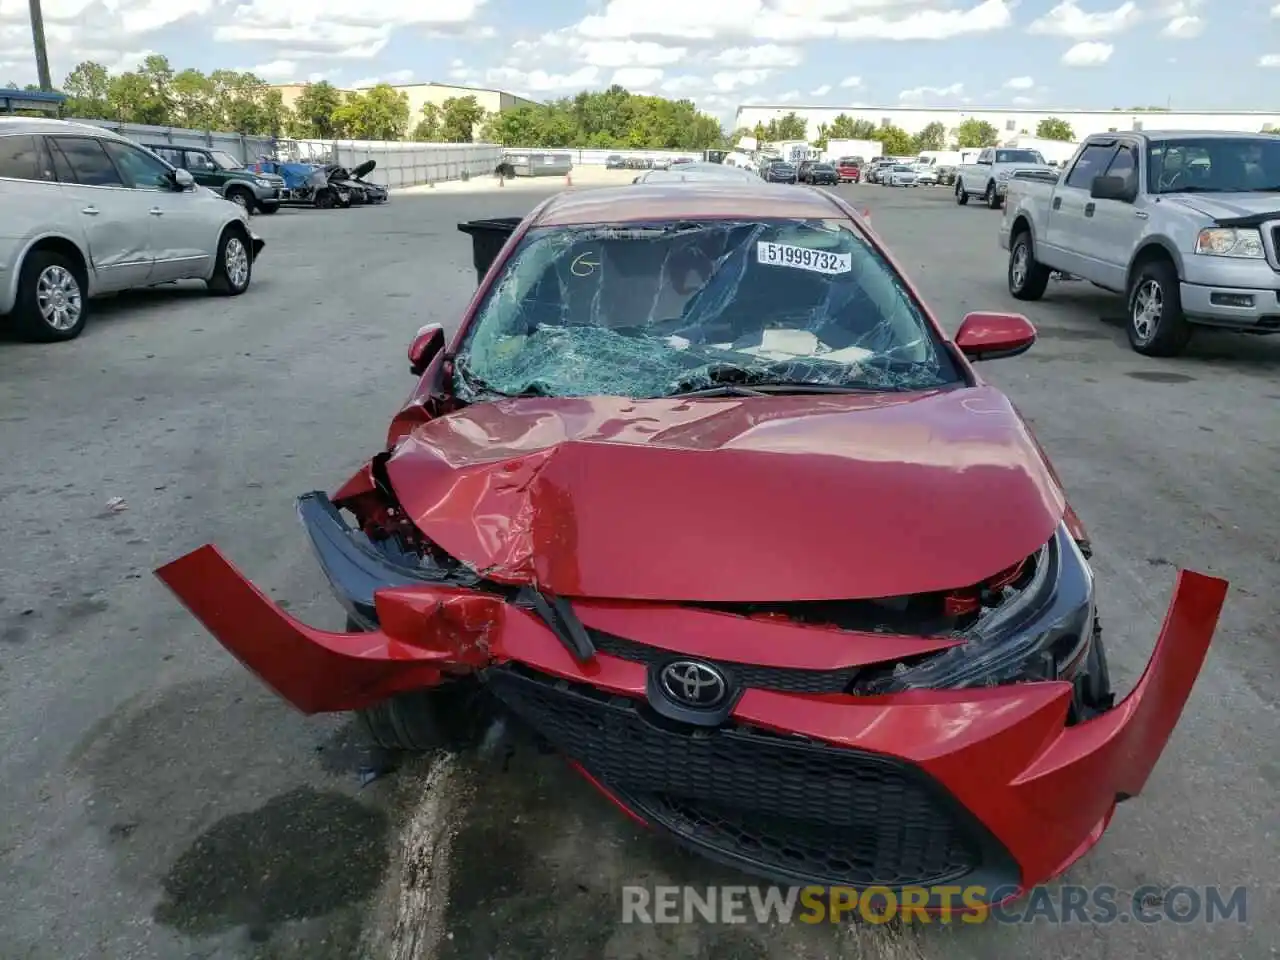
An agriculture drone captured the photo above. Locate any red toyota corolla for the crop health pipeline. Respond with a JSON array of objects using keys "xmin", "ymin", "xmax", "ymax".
[{"xmin": 157, "ymin": 181, "xmax": 1227, "ymax": 907}]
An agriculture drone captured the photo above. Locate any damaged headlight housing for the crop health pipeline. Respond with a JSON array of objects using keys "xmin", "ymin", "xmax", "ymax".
[{"xmin": 868, "ymin": 524, "xmax": 1094, "ymax": 692}]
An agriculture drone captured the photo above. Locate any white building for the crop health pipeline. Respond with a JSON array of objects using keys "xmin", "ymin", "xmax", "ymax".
[{"xmin": 734, "ymin": 104, "xmax": 1280, "ymax": 144}]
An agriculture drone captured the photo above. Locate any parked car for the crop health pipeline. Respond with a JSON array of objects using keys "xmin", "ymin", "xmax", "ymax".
[
  {"xmin": 145, "ymin": 143, "xmax": 282, "ymax": 214},
  {"xmin": 252, "ymin": 158, "xmax": 349, "ymax": 208},
  {"xmin": 605, "ymin": 155, "xmax": 626, "ymax": 169},
  {"xmin": 763, "ymin": 160, "xmax": 798, "ymax": 183},
  {"xmin": 935, "ymin": 165, "xmax": 957, "ymax": 186},
  {"xmin": 956, "ymin": 146, "xmax": 1056, "ymax": 209},
  {"xmin": 804, "ymin": 162, "xmax": 839, "ymax": 185},
  {"xmin": 835, "ymin": 157, "xmax": 862, "ymax": 183},
  {"xmin": 866, "ymin": 160, "xmax": 895, "ymax": 184},
  {"xmin": 0, "ymin": 118, "xmax": 265, "ymax": 341},
  {"xmin": 884, "ymin": 164, "xmax": 918, "ymax": 187},
  {"xmin": 157, "ymin": 178, "xmax": 1227, "ymax": 904},
  {"xmin": 1000, "ymin": 130, "xmax": 1280, "ymax": 356},
  {"xmin": 914, "ymin": 164, "xmax": 939, "ymax": 186}
]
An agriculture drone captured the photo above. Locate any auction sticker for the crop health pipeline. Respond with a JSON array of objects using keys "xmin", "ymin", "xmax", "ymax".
[{"xmin": 757, "ymin": 241, "xmax": 851, "ymax": 274}]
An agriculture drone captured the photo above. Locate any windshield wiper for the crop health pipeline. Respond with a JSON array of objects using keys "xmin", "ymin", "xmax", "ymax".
[{"xmin": 669, "ymin": 381, "xmax": 906, "ymax": 397}]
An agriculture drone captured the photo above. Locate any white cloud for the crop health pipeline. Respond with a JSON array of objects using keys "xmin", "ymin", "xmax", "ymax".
[
  {"xmin": 1028, "ymin": 1, "xmax": 1139, "ymax": 38},
  {"xmin": 573, "ymin": 0, "xmax": 1014, "ymax": 43},
  {"xmin": 1259, "ymin": 53, "xmax": 1280, "ymax": 67},
  {"xmin": 660, "ymin": 74, "xmax": 705, "ymax": 93},
  {"xmin": 1061, "ymin": 40, "xmax": 1113, "ymax": 65},
  {"xmin": 484, "ymin": 64, "xmax": 601, "ymax": 92},
  {"xmin": 774, "ymin": 89, "xmax": 800, "ymax": 102},
  {"xmin": 810, "ymin": 84, "xmax": 831, "ymax": 96},
  {"xmin": 1011, "ymin": 95, "xmax": 1034, "ymax": 105},
  {"xmin": 1273, "ymin": 3, "xmax": 1279, "ymax": 16},
  {"xmin": 350, "ymin": 68, "xmax": 415, "ymax": 88},
  {"xmin": 249, "ymin": 60, "xmax": 299, "ymax": 81},
  {"xmin": 713, "ymin": 44, "xmax": 803, "ymax": 67},
  {"xmin": 1160, "ymin": 15, "xmax": 1201, "ymax": 37},
  {"xmin": 838, "ymin": 75, "xmax": 862, "ymax": 87},
  {"xmin": 711, "ymin": 68, "xmax": 772, "ymax": 91},
  {"xmin": 1004, "ymin": 75, "xmax": 1034, "ymax": 89},
  {"xmin": 215, "ymin": 0, "xmax": 488, "ymax": 60},
  {"xmin": 612, "ymin": 66, "xmax": 664, "ymax": 87},
  {"xmin": 898, "ymin": 81, "xmax": 963, "ymax": 102},
  {"xmin": 577, "ymin": 40, "xmax": 687, "ymax": 67}
]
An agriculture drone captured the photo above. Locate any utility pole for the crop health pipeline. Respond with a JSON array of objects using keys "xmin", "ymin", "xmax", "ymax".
[{"xmin": 28, "ymin": 0, "xmax": 52, "ymax": 91}]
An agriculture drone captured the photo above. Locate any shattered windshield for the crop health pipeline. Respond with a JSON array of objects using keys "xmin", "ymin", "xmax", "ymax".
[{"xmin": 453, "ymin": 218, "xmax": 961, "ymax": 400}]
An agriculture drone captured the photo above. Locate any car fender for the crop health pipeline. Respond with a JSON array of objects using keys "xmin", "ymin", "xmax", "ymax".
[
  {"xmin": 202, "ymin": 213, "xmax": 258, "ymax": 280},
  {"xmin": 1126, "ymin": 236, "xmax": 1185, "ymax": 282},
  {"xmin": 2, "ymin": 229, "xmax": 97, "ymax": 311}
]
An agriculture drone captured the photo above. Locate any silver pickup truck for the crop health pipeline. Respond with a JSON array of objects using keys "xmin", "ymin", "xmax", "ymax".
[{"xmin": 999, "ymin": 130, "xmax": 1280, "ymax": 355}]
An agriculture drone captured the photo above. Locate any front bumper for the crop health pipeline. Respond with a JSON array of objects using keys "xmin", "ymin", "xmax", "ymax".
[
  {"xmin": 1180, "ymin": 281, "xmax": 1280, "ymax": 331},
  {"xmin": 156, "ymin": 494, "xmax": 1228, "ymax": 900}
]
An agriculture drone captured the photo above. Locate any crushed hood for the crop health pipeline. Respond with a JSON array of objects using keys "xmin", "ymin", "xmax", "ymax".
[
  {"xmin": 384, "ymin": 386, "xmax": 1065, "ymax": 602},
  {"xmin": 351, "ymin": 160, "xmax": 376, "ymax": 180}
]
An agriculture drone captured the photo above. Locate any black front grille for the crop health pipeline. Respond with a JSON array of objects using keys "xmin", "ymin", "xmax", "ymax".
[
  {"xmin": 486, "ymin": 665, "xmax": 1004, "ymax": 889},
  {"xmin": 588, "ymin": 630, "xmax": 858, "ymax": 694}
]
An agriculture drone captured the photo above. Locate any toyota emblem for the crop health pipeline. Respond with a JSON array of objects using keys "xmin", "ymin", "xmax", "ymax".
[{"xmin": 659, "ymin": 660, "xmax": 728, "ymax": 708}]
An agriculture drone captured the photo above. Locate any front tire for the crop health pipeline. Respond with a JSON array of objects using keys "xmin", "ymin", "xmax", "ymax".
[
  {"xmin": 258, "ymin": 202, "xmax": 280, "ymax": 215},
  {"xmin": 985, "ymin": 181, "xmax": 1002, "ymax": 209},
  {"xmin": 1127, "ymin": 259, "xmax": 1192, "ymax": 356},
  {"xmin": 955, "ymin": 181, "xmax": 969, "ymax": 205},
  {"xmin": 1008, "ymin": 231, "xmax": 1051, "ymax": 301},
  {"xmin": 226, "ymin": 187, "xmax": 254, "ymax": 213},
  {"xmin": 346, "ymin": 616, "xmax": 486, "ymax": 752},
  {"xmin": 11, "ymin": 250, "xmax": 88, "ymax": 342},
  {"xmin": 207, "ymin": 226, "xmax": 253, "ymax": 296}
]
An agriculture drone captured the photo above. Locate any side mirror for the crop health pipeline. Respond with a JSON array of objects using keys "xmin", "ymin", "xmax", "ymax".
[
  {"xmin": 408, "ymin": 323, "xmax": 446, "ymax": 376},
  {"xmin": 1090, "ymin": 174, "xmax": 1135, "ymax": 202},
  {"xmin": 170, "ymin": 168, "xmax": 194, "ymax": 190},
  {"xmin": 954, "ymin": 311, "xmax": 1036, "ymax": 361}
]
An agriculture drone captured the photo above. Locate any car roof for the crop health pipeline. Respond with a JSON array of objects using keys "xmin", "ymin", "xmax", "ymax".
[
  {"xmin": 1092, "ymin": 130, "xmax": 1280, "ymax": 143},
  {"xmin": 0, "ymin": 117, "xmax": 128, "ymax": 142},
  {"xmin": 536, "ymin": 180, "xmax": 843, "ymax": 226}
]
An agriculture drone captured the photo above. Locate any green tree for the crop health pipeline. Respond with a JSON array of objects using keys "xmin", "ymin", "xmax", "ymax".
[
  {"xmin": 955, "ymin": 117, "xmax": 999, "ymax": 148},
  {"xmin": 292, "ymin": 81, "xmax": 343, "ymax": 138},
  {"xmin": 440, "ymin": 95, "xmax": 485, "ymax": 142},
  {"xmin": 106, "ymin": 72, "xmax": 160, "ymax": 123},
  {"xmin": 333, "ymin": 84, "xmax": 410, "ymax": 140},
  {"xmin": 762, "ymin": 112, "xmax": 807, "ymax": 141},
  {"xmin": 171, "ymin": 68, "xmax": 215, "ymax": 128},
  {"xmin": 413, "ymin": 102, "xmax": 443, "ymax": 140},
  {"xmin": 871, "ymin": 124, "xmax": 914, "ymax": 156},
  {"xmin": 1036, "ymin": 116, "xmax": 1075, "ymax": 141},
  {"xmin": 913, "ymin": 121, "xmax": 947, "ymax": 151},
  {"xmin": 61, "ymin": 60, "xmax": 110, "ymax": 118}
]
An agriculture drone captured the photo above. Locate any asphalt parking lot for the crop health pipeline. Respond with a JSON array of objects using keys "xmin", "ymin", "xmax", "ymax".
[{"xmin": 1, "ymin": 176, "xmax": 1276, "ymax": 960}]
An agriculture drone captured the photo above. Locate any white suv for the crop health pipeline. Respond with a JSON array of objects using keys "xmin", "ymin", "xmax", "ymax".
[{"xmin": 0, "ymin": 118, "xmax": 265, "ymax": 342}]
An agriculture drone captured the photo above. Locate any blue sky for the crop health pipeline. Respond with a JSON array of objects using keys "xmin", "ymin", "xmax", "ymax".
[{"xmin": 1, "ymin": 0, "xmax": 1277, "ymax": 121}]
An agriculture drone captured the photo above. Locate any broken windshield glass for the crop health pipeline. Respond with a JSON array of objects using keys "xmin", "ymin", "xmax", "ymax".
[{"xmin": 453, "ymin": 217, "xmax": 961, "ymax": 401}]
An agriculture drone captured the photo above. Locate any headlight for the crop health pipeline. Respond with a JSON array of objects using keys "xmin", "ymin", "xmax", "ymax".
[
  {"xmin": 997, "ymin": 171, "xmax": 1011, "ymax": 181},
  {"xmin": 863, "ymin": 524, "xmax": 1094, "ymax": 692},
  {"xmin": 1194, "ymin": 227, "xmax": 1264, "ymax": 259}
]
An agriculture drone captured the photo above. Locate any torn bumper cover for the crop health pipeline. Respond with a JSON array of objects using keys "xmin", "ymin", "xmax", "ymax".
[{"xmin": 156, "ymin": 493, "xmax": 1228, "ymax": 899}]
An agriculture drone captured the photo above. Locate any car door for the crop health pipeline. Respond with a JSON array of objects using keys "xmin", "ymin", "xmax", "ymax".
[
  {"xmin": 1084, "ymin": 141, "xmax": 1143, "ymax": 291},
  {"xmin": 46, "ymin": 135, "xmax": 153, "ymax": 291},
  {"xmin": 102, "ymin": 139, "xmax": 214, "ymax": 282},
  {"xmin": 1044, "ymin": 141, "xmax": 1118, "ymax": 280},
  {"xmin": 182, "ymin": 149, "xmax": 224, "ymax": 192},
  {"xmin": 964, "ymin": 150, "xmax": 993, "ymax": 195}
]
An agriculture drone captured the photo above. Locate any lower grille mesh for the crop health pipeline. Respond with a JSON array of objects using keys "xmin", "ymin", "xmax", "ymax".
[{"xmin": 486, "ymin": 666, "xmax": 985, "ymax": 888}]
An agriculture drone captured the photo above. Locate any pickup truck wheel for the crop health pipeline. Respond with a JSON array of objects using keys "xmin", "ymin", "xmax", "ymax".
[
  {"xmin": 1008, "ymin": 232, "xmax": 1051, "ymax": 301},
  {"xmin": 1127, "ymin": 260, "xmax": 1192, "ymax": 356},
  {"xmin": 346, "ymin": 616, "xmax": 488, "ymax": 752},
  {"xmin": 955, "ymin": 181, "xmax": 968, "ymax": 205},
  {"xmin": 985, "ymin": 181, "xmax": 1001, "ymax": 209}
]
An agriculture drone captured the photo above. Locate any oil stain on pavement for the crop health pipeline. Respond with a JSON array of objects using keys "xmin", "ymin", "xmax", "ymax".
[{"xmin": 153, "ymin": 787, "xmax": 389, "ymax": 938}]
